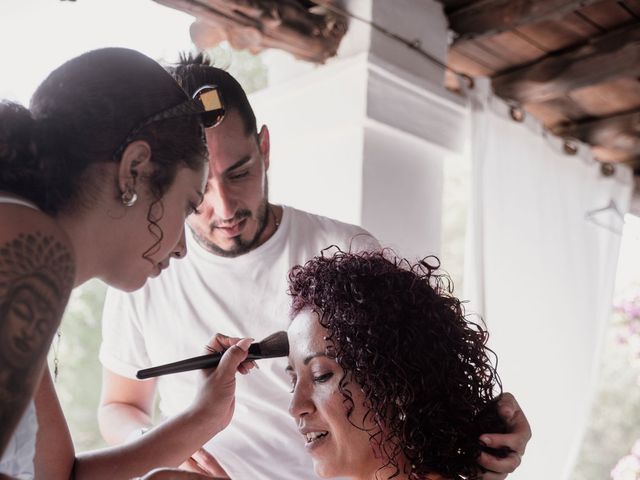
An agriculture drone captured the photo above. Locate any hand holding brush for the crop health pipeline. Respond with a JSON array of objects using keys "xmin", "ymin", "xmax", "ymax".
[{"xmin": 137, "ymin": 331, "xmax": 289, "ymax": 379}]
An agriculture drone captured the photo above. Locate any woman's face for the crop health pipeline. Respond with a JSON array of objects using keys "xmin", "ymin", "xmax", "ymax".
[
  {"xmin": 287, "ymin": 309, "xmax": 380, "ymax": 479},
  {"xmin": 107, "ymin": 163, "xmax": 207, "ymax": 291}
]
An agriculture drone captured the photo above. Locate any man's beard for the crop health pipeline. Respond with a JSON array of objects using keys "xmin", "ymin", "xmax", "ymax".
[{"xmin": 191, "ymin": 184, "xmax": 271, "ymax": 258}]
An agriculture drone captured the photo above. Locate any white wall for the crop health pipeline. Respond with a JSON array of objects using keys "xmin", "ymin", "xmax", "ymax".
[
  {"xmin": 251, "ymin": 0, "xmax": 462, "ymax": 259},
  {"xmin": 244, "ymin": 3, "xmax": 633, "ymax": 478},
  {"xmin": 250, "ymin": 54, "xmax": 368, "ymax": 226}
]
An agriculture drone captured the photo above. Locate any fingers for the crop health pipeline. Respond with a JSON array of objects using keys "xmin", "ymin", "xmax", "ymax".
[
  {"xmin": 497, "ymin": 392, "xmax": 518, "ymax": 419},
  {"xmin": 191, "ymin": 448, "xmax": 229, "ymax": 477},
  {"xmin": 173, "ymin": 472, "xmax": 212, "ymax": 480},
  {"xmin": 215, "ymin": 337, "xmax": 253, "ymax": 379},
  {"xmin": 205, "ymin": 334, "xmax": 257, "ymax": 375},
  {"xmin": 476, "ymin": 392, "xmax": 531, "ymax": 478},
  {"xmin": 494, "ymin": 392, "xmax": 532, "ymax": 454},
  {"xmin": 478, "ymin": 449, "xmax": 521, "ymax": 477},
  {"xmin": 479, "ymin": 469, "xmax": 508, "ymax": 480},
  {"xmin": 179, "ymin": 457, "xmax": 210, "ymax": 474},
  {"xmin": 205, "ymin": 333, "xmax": 242, "ymax": 354},
  {"xmin": 480, "ymin": 432, "xmax": 527, "ymax": 458},
  {"xmin": 138, "ymin": 468, "xmax": 213, "ymax": 479}
]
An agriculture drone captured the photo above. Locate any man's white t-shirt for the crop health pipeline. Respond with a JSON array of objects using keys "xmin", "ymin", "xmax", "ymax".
[{"xmin": 99, "ymin": 205, "xmax": 379, "ymax": 480}]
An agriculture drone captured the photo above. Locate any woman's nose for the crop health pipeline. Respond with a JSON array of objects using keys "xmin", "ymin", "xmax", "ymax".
[
  {"xmin": 172, "ymin": 229, "xmax": 187, "ymax": 259},
  {"xmin": 288, "ymin": 382, "xmax": 314, "ymax": 420}
]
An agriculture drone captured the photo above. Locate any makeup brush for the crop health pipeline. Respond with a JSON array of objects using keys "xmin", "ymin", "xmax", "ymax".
[{"xmin": 136, "ymin": 331, "xmax": 289, "ymax": 380}]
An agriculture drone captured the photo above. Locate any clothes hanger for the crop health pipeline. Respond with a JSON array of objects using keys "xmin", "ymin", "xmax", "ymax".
[{"xmin": 585, "ymin": 199, "xmax": 624, "ymax": 235}]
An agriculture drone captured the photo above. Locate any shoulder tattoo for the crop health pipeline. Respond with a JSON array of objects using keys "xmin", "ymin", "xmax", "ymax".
[{"xmin": 0, "ymin": 232, "xmax": 74, "ymax": 405}]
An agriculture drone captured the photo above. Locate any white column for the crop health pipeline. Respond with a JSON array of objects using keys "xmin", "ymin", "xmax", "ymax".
[{"xmin": 251, "ymin": 0, "xmax": 466, "ymax": 259}]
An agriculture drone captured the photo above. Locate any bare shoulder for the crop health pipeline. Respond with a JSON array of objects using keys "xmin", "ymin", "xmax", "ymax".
[
  {"xmin": 0, "ymin": 202, "xmax": 76, "ymax": 342},
  {"xmin": 0, "ymin": 203, "xmax": 76, "ymax": 290},
  {"xmin": 0, "ymin": 203, "xmax": 75, "ymax": 451}
]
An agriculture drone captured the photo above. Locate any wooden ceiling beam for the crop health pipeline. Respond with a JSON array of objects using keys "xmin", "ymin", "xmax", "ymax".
[
  {"xmin": 441, "ymin": 0, "xmax": 603, "ymax": 41},
  {"xmin": 438, "ymin": 0, "xmax": 476, "ymax": 11},
  {"xmin": 552, "ymin": 108, "xmax": 640, "ymax": 156},
  {"xmin": 153, "ymin": 0, "xmax": 346, "ymax": 63},
  {"xmin": 492, "ymin": 23, "xmax": 640, "ymax": 104}
]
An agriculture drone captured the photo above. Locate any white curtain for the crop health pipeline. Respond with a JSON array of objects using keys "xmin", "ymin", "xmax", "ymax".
[{"xmin": 464, "ymin": 79, "xmax": 634, "ymax": 480}]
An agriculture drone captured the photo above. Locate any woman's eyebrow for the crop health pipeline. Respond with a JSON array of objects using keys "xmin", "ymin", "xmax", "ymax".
[
  {"xmin": 303, "ymin": 352, "xmax": 328, "ymax": 365},
  {"xmin": 285, "ymin": 352, "xmax": 329, "ymax": 373}
]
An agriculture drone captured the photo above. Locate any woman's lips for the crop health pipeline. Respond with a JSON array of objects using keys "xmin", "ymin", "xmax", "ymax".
[
  {"xmin": 150, "ymin": 262, "xmax": 170, "ymax": 278},
  {"xmin": 301, "ymin": 430, "xmax": 330, "ymax": 453}
]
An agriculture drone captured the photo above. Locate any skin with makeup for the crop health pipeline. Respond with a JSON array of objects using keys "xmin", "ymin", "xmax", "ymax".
[{"xmin": 285, "ymin": 250, "xmax": 531, "ymax": 480}]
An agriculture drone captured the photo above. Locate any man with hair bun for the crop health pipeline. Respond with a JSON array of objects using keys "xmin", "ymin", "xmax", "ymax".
[{"xmin": 98, "ymin": 54, "xmax": 531, "ymax": 480}]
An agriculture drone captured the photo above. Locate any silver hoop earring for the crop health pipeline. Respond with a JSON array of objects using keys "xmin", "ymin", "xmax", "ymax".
[{"xmin": 121, "ymin": 189, "xmax": 138, "ymax": 207}]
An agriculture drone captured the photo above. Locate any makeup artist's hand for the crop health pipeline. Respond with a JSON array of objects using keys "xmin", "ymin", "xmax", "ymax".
[
  {"xmin": 477, "ymin": 393, "xmax": 531, "ymax": 480},
  {"xmin": 179, "ymin": 448, "xmax": 229, "ymax": 478},
  {"xmin": 191, "ymin": 334, "xmax": 255, "ymax": 434},
  {"xmin": 136, "ymin": 467, "xmax": 228, "ymax": 479}
]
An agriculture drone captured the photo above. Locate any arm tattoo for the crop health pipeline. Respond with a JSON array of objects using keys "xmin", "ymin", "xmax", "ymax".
[{"xmin": 0, "ymin": 232, "xmax": 74, "ymax": 453}]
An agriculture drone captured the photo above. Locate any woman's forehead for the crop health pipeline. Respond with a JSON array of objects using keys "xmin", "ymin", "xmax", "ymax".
[{"xmin": 288, "ymin": 309, "xmax": 328, "ymax": 356}]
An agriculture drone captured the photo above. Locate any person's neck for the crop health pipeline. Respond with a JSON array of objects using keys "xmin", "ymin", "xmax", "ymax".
[
  {"xmin": 246, "ymin": 203, "xmax": 282, "ymax": 252},
  {"xmin": 55, "ymin": 204, "xmax": 117, "ymax": 287},
  {"xmin": 349, "ymin": 462, "xmax": 413, "ymax": 480},
  {"xmin": 352, "ymin": 458, "xmax": 445, "ymax": 480},
  {"xmin": 352, "ymin": 471, "xmax": 411, "ymax": 480}
]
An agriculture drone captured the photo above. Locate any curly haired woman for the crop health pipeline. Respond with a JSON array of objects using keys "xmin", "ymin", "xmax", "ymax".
[{"xmin": 286, "ymin": 249, "xmax": 529, "ymax": 480}]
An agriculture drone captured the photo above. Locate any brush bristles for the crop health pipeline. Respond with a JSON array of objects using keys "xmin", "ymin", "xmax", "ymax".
[{"xmin": 256, "ymin": 330, "xmax": 289, "ymax": 357}]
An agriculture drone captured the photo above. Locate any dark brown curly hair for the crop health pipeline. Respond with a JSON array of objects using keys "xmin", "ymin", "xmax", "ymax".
[{"xmin": 288, "ymin": 248, "xmax": 506, "ymax": 480}]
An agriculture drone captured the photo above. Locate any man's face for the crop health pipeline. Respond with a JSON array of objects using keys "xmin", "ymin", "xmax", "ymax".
[{"xmin": 187, "ymin": 110, "xmax": 270, "ymax": 257}]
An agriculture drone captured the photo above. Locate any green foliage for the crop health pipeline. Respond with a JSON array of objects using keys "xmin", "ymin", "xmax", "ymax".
[
  {"xmin": 203, "ymin": 43, "xmax": 268, "ymax": 94},
  {"xmin": 47, "ymin": 279, "xmax": 107, "ymax": 451},
  {"xmin": 570, "ymin": 320, "xmax": 640, "ymax": 480}
]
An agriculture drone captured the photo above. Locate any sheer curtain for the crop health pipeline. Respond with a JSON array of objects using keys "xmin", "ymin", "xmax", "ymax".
[{"xmin": 464, "ymin": 79, "xmax": 634, "ymax": 479}]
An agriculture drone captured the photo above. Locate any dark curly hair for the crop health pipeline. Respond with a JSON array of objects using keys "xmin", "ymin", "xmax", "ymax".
[
  {"xmin": 288, "ymin": 248, "xmax": 506, "ymax": 480},
  {"xmin": 0, "ymin": 48, "xmax": 206, "ymax": 217}
]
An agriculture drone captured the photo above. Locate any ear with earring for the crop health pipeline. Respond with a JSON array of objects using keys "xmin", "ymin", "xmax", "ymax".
[
  {"xmin": 121, "ymin": 188, "xmax": 138, "ymax": 207},
  {"xmin": 121, "ymin": 170, "xmax": 138, "ymax": 207}
]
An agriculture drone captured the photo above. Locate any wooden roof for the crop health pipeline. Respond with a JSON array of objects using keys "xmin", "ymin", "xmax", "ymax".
[
  {"xmin": 156, "ymin": 0, "xmax": 640, "ymax": 172},
  {"xmin": 440, "ymin": 0, "xmax": 640, "ymax": 171},
  {"xmin": 153, "ymin": 0, "xmax": 347, "ymax": 62}
]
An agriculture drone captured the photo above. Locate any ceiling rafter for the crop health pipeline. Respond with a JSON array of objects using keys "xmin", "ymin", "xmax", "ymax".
[
  {"xmin": 441, "ymin": 0, "xmax": 603, "ymax": 41},
  {"xmin": 552, "ymin": 108, "xmax": 640, "ymax": 154},
  {"xmin": 492, "ymin": 23, "xmax": 640, "ymax": 104},
  {"xmin": 154, "ymin": 0, "xmax": 640, "ymax": 170},
  {"xmin": 153, "ymin": 0, "xmax": 346, "ymax": 62}
]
